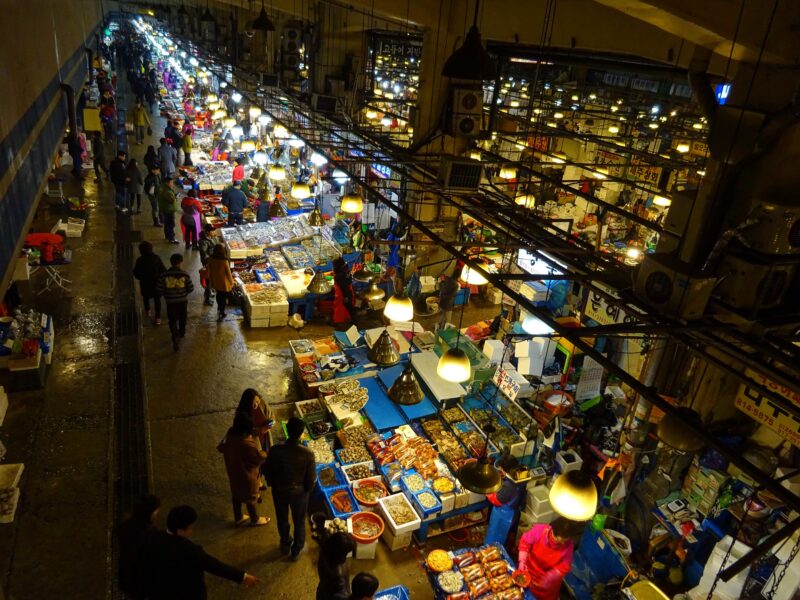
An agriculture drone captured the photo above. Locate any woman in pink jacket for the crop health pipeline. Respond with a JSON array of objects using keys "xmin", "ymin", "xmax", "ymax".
[{"xmin": 517, "ymin": 518, "xmax": 575, "ymax": 600}]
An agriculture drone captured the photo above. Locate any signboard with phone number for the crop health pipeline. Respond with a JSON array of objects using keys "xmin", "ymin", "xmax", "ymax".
[{"xmin": 735, "ymin": 368, "xmax": 800, "ymax": 447}]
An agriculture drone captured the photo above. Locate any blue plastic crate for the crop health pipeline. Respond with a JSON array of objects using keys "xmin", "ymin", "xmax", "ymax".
[
  {"xmin": 374, "ymin": 585, "xmax": 410, "ymax": 600},
  {"xmin": 399, "ymin": 470, "xmax": 428, "ymax": 497},
  {"xmin": 253, "ymin": 266, "xmax": 279, "ymax": 283},
  {"xmin": 454, "ymin": 287, "xmax": 470, "ymax": 306},
  {"xmin": 323, "ymin": 484, "xmax": 360, "ymax": 519},
  {"xmin": 411, "ymin": 488, "xmax": 442, "ymax": 519},
  {"xmin": 316, "ymin": 463, "xmax": 346, "ymax": 490}
]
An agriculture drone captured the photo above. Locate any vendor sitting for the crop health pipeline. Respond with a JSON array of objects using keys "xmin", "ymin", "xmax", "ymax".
[{"xmin": 517, "ymin": 517, "xmax": 575, "ymax": 600}]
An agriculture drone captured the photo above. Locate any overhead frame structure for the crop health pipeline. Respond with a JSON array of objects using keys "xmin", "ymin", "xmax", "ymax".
[{"xmin": 160, "ymin": 26, "xmax": 800, "ymax": 513}]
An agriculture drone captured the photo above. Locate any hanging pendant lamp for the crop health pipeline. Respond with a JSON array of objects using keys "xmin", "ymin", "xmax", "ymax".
[
  {"xmin": 308, "ymin": 206, "xmax": 324, "ymax": 227},
  {"xmin": 364, "ymin": 277, "xmax": 386, "ymax": 302},
  {"xmin": 291, "ymin": 182, "xmax": 312, "ymax": 199},
  {"xmin": 269, "ymin": 200, "xmax": 287, "ymax": 218},
  {"xmin": 521, "ymin": 311, "xmax": 554, "ymax": 336},
  {"xmin": 307, "ymin": 269, "xmax": 332, "ymax": 294},
  {"xmin": 437, "ymin": 347, "xmax": 471, "ymax": 383},
  {"xmin": 657, "ymin": 407, "xmax": 705, "ymax": 452},
  {"xmin": 388, "ymin": 363, "xmax": 424, "ymax": 405},
  {"xmin": 251, "ymin": 0, "xmax": 275, "ymax": 31},
  {"xmin": 384, "ymin": 289, "xmax": 414, "ymax": 322},
  {"xmin": 549, "ymin": 471, "xmax": 598, "ymax": 521},
  {"xmin": 268, "ymin": 164, "xmax": 286, "ymax": 180},
  {"xmin": 352, "ymin": 263, "xmax": 375, "ymax": 283},
  {"xmin": 442, "ymin": 0, "xmax": 497, "ymax": 81},
  {"xmin": 461, "ymin": 265, "xmax": 488, "ymax": 285},
  {"xmin": 341, "ymin": 192, "xmax": 364, "ymax": 214},
  {"xmin": 458, "ymin": 457, "xmax": 503, "ymax": 494},
  {"xmin": 368, "ymin": 329, "xmax": 401, "ymax": 367},
  {"xmin": 201, "ymin": 1, "xmax": 215, "ymax": 23}
]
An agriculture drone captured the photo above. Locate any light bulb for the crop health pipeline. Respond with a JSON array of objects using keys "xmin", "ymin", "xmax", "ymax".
[
  {"xmin": 240, "ymin": 140, "xmax": 256, "ymax": 152},
  {"xmin": 554, "ymin": 112, "xmax": 564, "ymax": 119},
  {"xmin": 499, "ymin": 166, "xmax": 517, "ymax": 179},
  {"xmin": 437, "ymin": 348, "xmax": 471, "ymax": 383},
  {"xmin": 341, "ymin": 193, "xmax": 364, "ymax": 214},
  {"xmin": 461, "ymin": 265, "xmax": 488, "ymax": 285},
  {"xmin": 291, "ymin": 183, "xmax": 311, "ymax": 199},
  {"xmin": 625, "ymin": 247, "xmax": 642, "ymax": 260},
  {"xmin": 648, "ymin": 122, "xmax": 659, "ymax": 129},
  {"xmin": 380, "ymin": 117, "xmax": 392, "ymax": 127},
  {"xmin": 676, "ymin": 143, "xmax": 691, "ymax": 153},
  {"xmin": 469, "ymin": 151, "xmax": 482, "ymax": 161},
  {"xmin": 231, "ymin": 91, "xmax": 242, "ymax": 103},
  {"xmin": 249, "ymin": 106, "xmax": 262, "ymax": 119},
  {"xmin": 521, "ymin": 312, "xmax": 554, "ymax": 336},
  {"xmin": 653, "ymin": 196, "xmax": 671, "ymax": 207},
  {"xmin": 593, "ymin": 169, "xmax": 608, "ymax": 180},
  {"xmin": 383, "ymin": 293, "xmax": 413, "ymax": 321},
  {"xmin": 268, "ymin": 165, "xmax": 286, "ymax": 181},
  {"xmin": 515, "ymin": 194, "xmax": 536, "ymax": 208},
  {"xmin": 608, "ymin": 125, "xmax": 619, "ymax": 134}
]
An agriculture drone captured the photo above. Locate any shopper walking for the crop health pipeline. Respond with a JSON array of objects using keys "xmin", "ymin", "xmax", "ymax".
[
  {"xmin": 436, "ymin": 272, "xmax": 460, "ymax": 331},
  {"xmin": 316, "ymin": 532, "xmax": 355, "ymax": 600},
  {"xmin": 131, "ymin": 99, "xmax": 150, "ymax": 144},
  {"xmin": 157, "ymin": 177, "xmax": 179, "ymax": 244},
  {"xmin": 143, "ymin": 144, "xmax": 159, "ymax": 172},
  {"xmin": 180, "ymin": 190, "xmax": 203, "ymax": 250},
  {"xmin": 155, "ymin": 253, "xmax": 193, "ymax": 351},
  {"xmin": 205, "ymin": 244, "xmax": 234, "ymax": 320},
  {"xmin": 198, "ymin": 226, "xmax": 217, "ymax": 306},
  {"xmin": 333, "ymin": 257, "xmax": 355, "ymax": 327},
  {"xmin": 182, "ymin": 129, "xmax": 193, "ymax": 166},
  {"xmin": 118, "ymin": 494, "xmax": 160, "ymax": 599},
  {"xmin": 126, "ymin": 158, "xmax": 144, "ymax": 214},
  {"xmin": 157, "ymin": 137, "xmax": 177, "ymax": 179},
  {"xmin": 140, "ymin": 505, "xmax": 259, "ymax": 599},
  {"xmin": 218, "ymin": 412, "xmax": 270, "ymax": 527},
  {"xmin": 144, "ymin": 165, "xmax": 162, "ymax": 227},
  {"xmin": 110, "ymin": 149, "xmax": 130, "ymax": 212},
  {"xmin": 92, "ymin": 132, "xmax": 109, "ymax": 181},
  {"xmin": 133, "ymin": 241, "xmax": 166, "ymax": 325},
  {"xmin": 265, "ymin": 417, "xmax": 315, "ymax": 561}
]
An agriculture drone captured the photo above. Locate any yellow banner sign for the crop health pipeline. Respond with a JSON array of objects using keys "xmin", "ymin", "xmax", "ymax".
[{"xmin": 735, "ymin": 369, "xmax": 800, "ymax": 447}]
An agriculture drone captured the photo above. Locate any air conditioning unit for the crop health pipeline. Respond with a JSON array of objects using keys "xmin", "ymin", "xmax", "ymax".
[
  {"xmin": 438, "ymin": 155, "xmax": 483, "ymax": 191},
  {"xmin": 449, "ymin": 86, "xmax": 483, "ymax": 137},
  {"xmin": 633, "ymin": 254, "xmax": 716, "ymax": 320},
  {"xmin": 282, "ymin": 25, "xmax": 302, "ymax": 52},
  {"xmin": 735, "ymin": 200, "xmax": 800, "ymax": 255},
  {"xmin": 715, "ymin": 253, "xmax": 798, "ymax": 310},
  {"xmin": 312, "ymin": 93, "xmax": 338, "ymax": 113}
]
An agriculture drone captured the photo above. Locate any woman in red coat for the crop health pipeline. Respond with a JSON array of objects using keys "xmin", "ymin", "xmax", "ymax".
[
  {"xmin": 332, "ymin": 257, "xmax": 354, "ymax": 326},
  {"xmin": 517, "ymin": 518, "xmax": 575, "ymax": 600}
]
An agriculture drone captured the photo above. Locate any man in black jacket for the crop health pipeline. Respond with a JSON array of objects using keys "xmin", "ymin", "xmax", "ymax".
[
  {"xmin": 109, "ymin": 149, "xmax": 130, "ymax": 212},
  {"xmin": 140, "ymin": 505, "xmax": 258, "ymax": 599},
  {"xmin": 265, "ymin": 417, "xmax": 316, "ymax": 560},
  {"xmin": 155, "ymin": 253, "xmax": 194, "ymax": 351}
]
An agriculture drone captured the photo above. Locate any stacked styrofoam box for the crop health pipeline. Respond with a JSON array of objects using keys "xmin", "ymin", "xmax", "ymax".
[
  {"xmin": 246, "ymin": 282, "xmax": 289, "ymax": 328},
  {"xmin": 377, "ymin": 493, "xmax": 421, "ymax": 551},
  {"xmin": 520, "ymin": 484, "xmax": 554, "ymax": 526},
  {"xmin": 419, "ymin": 276, "xmax": 436, "ymax": 294},
  {"xmin": 482, "ymin": 339, "xmax": 505, "ymax": 364},
  {"xmin": 500, "ymin": 362, "xmax": 533, "ymax": 399},
  {"xmin": 687, "ymin": 536, "xmax": 752, "ymax": 600}
]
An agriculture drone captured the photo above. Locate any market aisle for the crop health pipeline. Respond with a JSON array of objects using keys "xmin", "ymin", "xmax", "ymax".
[{"xmin": 0, "ymin": 151, "xmax": 117, "ymax": 595}]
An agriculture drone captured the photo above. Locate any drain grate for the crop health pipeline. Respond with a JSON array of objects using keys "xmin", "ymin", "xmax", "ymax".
[
  {"xmin": 113, "ymin": 361, "xmax": 148, "ymax": 513},
  {"xmin": 114, "ymin": 310, "xmax": 139, "ymax": 338},
  {"xmin": 115, "ymin": 243, "xmax": 133, "ymax": 263}
]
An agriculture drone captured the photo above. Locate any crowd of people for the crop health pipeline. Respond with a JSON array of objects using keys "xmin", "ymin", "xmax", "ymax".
[{"xmin": 117, "ymin": 390, "xmax": 381, "ymax": 600}]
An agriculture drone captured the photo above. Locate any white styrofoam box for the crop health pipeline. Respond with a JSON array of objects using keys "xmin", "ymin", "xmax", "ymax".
[
  {"xmin": 419, "ymin": 276, "xmax": 436, "ymax": 294},
  {"xmin": 347, "ymin": 519, "xmax": 379, "ymax": 559},
  {"xmin": 763, "ymin": 531, "xmax": 800, "ymax": 599},
  {"xmin": 489, "ymin": 288, "xmax": 503, "ymax": 304},
  {"xmin": 482, "ymin": 339, "xmax": 505, "ymax": 364},
  {"xmin": 381, "ymin": 527, "xmax": 413, "ymax": 551},
  {"xmin": 439, "ymin": 491, "xmax": 455, "ymax": 514},
  {"xmin": 453, "ymin": 488, "xmax": 470, "ymax": 510},
  {"xmin": 377, "ymin": 493, "xmax": 421, "ymax": 536},
  {"xmin": 500, "ymin": 362, "xmax": 532, "ymax": 396},
  {"xmin": 688, "ymin": 536, "xmax": 751, "ymax": 600},
  {"xmin": 776, "ymin": 467, "xmax": 800, "ymax": 496},
  {"xmin": 555, "ymin": 449, "xmax": 583, "ymax": 474},
  {"xmin": 527, "ymin": 485, "xmax": 551, "ymax": 514},
  {"xmin": 269, "ymin": 302, "xmax": 289, "ymax": 314},
  {"xmin": 467, "ymin": 491, "xmax": 485, "ymax": 506}
]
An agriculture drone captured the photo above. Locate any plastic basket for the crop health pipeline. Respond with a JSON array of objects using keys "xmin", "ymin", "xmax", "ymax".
[
  {"xmin": 316, "ymin": 463, "xmax": 346, "ymax": 490},
  {"xmin": 324, "ymin": 484, "xmax": 360, "ymax": 519},
  {"xmin": 374, "ymin": 585, "xmax": 411, "ymax": 600},
  {"xmin": 411, "ymin": 489, "xmax": 443, "ymax": 519}
]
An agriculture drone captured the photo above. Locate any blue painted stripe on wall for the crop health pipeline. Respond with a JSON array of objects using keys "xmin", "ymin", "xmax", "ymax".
[{"xmin": 0, "ymin": 27, "xmax": 100, "ymax": 286}]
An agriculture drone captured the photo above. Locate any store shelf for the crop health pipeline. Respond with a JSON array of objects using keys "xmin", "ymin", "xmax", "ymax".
[{"xmin": 377, "ymin": 363, "xmax": 438, "ymax": 421}]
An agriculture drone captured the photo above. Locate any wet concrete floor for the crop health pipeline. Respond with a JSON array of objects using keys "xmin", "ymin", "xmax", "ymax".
[{"xmin": 0, "ymin": 88, "xmax": 501, "ymax": 599}]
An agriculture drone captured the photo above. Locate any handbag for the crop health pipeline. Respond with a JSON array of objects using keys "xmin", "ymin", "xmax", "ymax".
[
  {"xmin": 199, "ymin": 267, "xmax": 208, "ymax": 288},
  {"xmin": 147, "ymin": 126, "xmax": 153, "ymax": 136}
]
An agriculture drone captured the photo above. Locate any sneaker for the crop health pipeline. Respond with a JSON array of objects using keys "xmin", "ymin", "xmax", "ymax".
[
  {"xmin": 249, "ymin": 517, "xmax": 270, "ymax": 527},
  {"xmin": 154, "ymin": 319, "xmax": 161, "ymax": 326}
]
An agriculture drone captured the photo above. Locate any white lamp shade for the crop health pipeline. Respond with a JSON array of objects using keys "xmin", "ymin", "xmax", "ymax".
[
  {"xmin": 436, "ymin": 348, "xmax": 471, "ymax": 383},
  {"xmin": 383, "ymin": 294, "xmax": 413, "ymax": 321},
  {"xmin": 223, "ymin": 117, "xmax": 237, "ymax": 128},
  {"xmin": 240, "ymin": 140, "xmax": 256, "ymax": 152},
  {"xmin": 515, "ymin": 194, "xmax": 536, "ymax": 208},
  {"xmin": 461, "ymin": 265, "xmax": 488, "ymax": 285},
  {"xmin": 249, "ymin": 106, "xmax": 262, "ymax": 119},
  {"xmin": 549, "ymin": 471, "xmax": 598, "ymax": 521},
  {"xmin": 341, "ymin": 193, "xmax": 364, "ymax": 214},
  {"xmin": 253, "ymin": 151, "xmax": 268, "ymax": 165},
  {"xmin": 268, "ymin": 165, "xmax": 286, "ymax": 181},
  {"xmin": 499, "ymin": 166, "xmax": 517, "ymax": 179},
  {"xmin": 521, "ymin": 312, "xmax": 554, "ymax": 336},
  {"xmin": 291, "ymin": 183, "xmax": 311, "ymax": 199}
]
